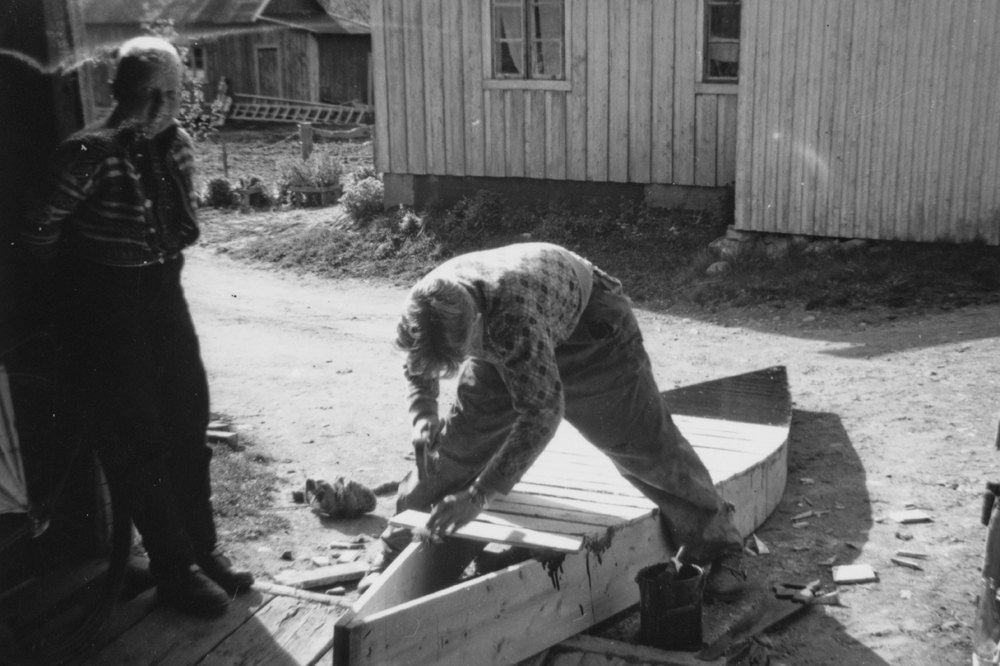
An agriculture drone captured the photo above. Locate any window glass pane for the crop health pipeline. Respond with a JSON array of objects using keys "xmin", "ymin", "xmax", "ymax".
[
  {"xmin": 497, "ymin": 40, "xmax": 525, "ymax": 76},
  {"xmin": 530, "ymin": 2, "xmax": 563, "ymax": 39},
  {"xmin": 531, "ymin": 39, "xmax": 563, "ymax": 78},
  {"xmin": 708, "ymin": 3, "xmax": 740, "ymax": 40},
  {"xmin": 495, "ymin": 5, "xmax": 524, "ymax": 40},
  {"xmin": 708, "ymin": 42, "xmax": 739, "ymax": 78}
]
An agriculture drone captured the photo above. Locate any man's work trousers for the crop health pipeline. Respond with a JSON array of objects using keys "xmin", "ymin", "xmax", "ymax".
[
  {"xmin": 56, "ymin": 254, "xmax": 216, "ymax": 580},
  {"xmin": 385, "ymin": 280, "xmax": 743, "ymax": 565}
]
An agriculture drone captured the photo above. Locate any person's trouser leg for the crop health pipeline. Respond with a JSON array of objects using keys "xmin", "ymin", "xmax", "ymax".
[
  {"xmin": 557, "ymin": 286, "xmax": 743, "ymax": 564},
  {"xmin": 152, "ymin": 256, "xmax": 216, "ymax": 557},
  {"xmin": 60, "ymin": 259, "xmax": 202, "ymax": 581},
  {"xmin": 381, "ymin": 359, "xmax": 518, "ymax": 555}
]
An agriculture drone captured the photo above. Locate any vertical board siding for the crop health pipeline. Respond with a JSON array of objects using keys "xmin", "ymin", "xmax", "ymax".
[
  {"xmin": 442, "ymin": 0, "xmax": 466, "ymax": 175},
  {"xmin": 383, "ymin": 0, "xmax": 408, "ymax": 173},
  {"xmin": 737, "ymin": 0, "xmax": 1000, "ymax": 243},
  {"xmin": 628, "ymin": 0, "xmax": 653, "ymax": 184},
  {"xmin": 586, "ymin": 0, "xmax": 610, "ymax": 181},
  {"xmin": 371, "ymin": 0, "xmax": 390, "ymax": 172},
  {"xmin": 607, "ymin": 1, "xmax": 630, "ymax": 182},
  {"xmin": 373, "ymin": 0, "xmax": 740, "ymax": 189},
  {"xmin": 402, "ymin": 0, "xmax": 427, "ymax": 174},
  {"xmin": 650, "ymin": 0, "xmax": 676, "ymax": 184},
  {"xmin": 421, "ymin": 0, "xmax": 446, "ymax": 175}
]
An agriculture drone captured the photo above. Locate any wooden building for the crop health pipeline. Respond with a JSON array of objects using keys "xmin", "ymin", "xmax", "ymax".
[
  {"xmin": 372, "ymin": 0, "xmax": 1000, "ymax": 244},
  {"xmin": 82, "ymin": 0, "xmax": 371, "ymax": 117}
]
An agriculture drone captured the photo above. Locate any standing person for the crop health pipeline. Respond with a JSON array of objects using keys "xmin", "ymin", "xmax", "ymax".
[
  {"xmin": 370, "ymin": 242, "xmax": 746, "ymax": 601},
  {"xmin": 21, "ymin": 36, "xmax": 252, "ymax": 617}
]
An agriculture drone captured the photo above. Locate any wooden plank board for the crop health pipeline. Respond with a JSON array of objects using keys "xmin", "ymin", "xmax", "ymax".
[
  {"xmin": 462, "ymin": 0, "xmax": 485, "ymax": 176},
  {"xmin": 545, "ymin": 91, "xmax": 567, "ymax": 180},
  {"xmin": 421, "ymin": 0, "xmax": 446, "ymax": 175},
  {"xmin": 441, "ymin": 0, "xmax": 466, "ymax": 176},
  {"xmin": 586, "ymin": 0, "xmax": 609, "ymax": 181},
  {"xmin": 627, "ymin": 0, "xmax": 652, "ymax": 184},
  {"xmin": 493, "ymin": 490, "xmax": 652, "ymax": 521},
  {"xmin": 672, "ymin": 0, "xmax": 697, "ymax": 185},
  {"xmin": 717, "ymin": 93, "xmax": 737, "ymax": 186},
  {"xmin": 526, "ymin": 90, "xmax": 547, "ymax": 179},
  {"xmin": 402, "ymin": 0, "xmax": 426, "ymax": 174},
  {"xmin": 566, "ymin": 0, "xmax": 588, "ymax": 181},
  {"xmin": 505, "ymin": 90, "xmax": 526, "ymax": 177},
  {"xmin": 370, "ymin": 0, "xmax": 390, "ymax": 172},
  {"xmin": 734, "ymin": 0, "xmax": 757, "ymax": 224},
  {"xmin": 273, "ymin": 562, "xmax": 367, "ymax": 589},
  {"xmin": 199, "ymin": 595, "xmax": 339, "ymax": 666},
  {"xmin": 608, "ymin": 0, "xmax": 630, "ymax": 183},
  {"xmin": 787, "ymin": 0, "xmax": 812, "ymax": 235},
  {"xmin": 773, "ymin": 0, "xmax": 797, "ymax": 234},
  {"xmin": 485, "ymin": 89, "xmax": 506, "ymax": 177},
  {"xmin": 650, "ymin": 0, "xmax": 674, "ymax": 184},
  {"xmin": 82, "ymin": 591, "xmax": 270, "ymax": 666},
  {"xmin": 389, "ymin": 510, "xmax": 584, "ymax": 552},
  {"xmin": 694, "ymin": 94, "xmax": 718, "ymax": 186}
]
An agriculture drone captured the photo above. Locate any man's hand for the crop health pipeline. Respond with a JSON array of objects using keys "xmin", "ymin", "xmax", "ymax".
[
  {"xmin": 426, "ymin": 488, "xmax": 482, "ymax": 535},
  {"xmin": 412, "ymin": 415, "xmax": 440, "ymax": 481}
]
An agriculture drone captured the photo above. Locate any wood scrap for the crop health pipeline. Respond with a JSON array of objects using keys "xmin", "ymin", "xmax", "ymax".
[
  {"xmin": 890, "ymin": 556, "xmax": 923, "ymax": 571},
  {"xmin": 273, "ymin": 561, "xmax": 367, "ymax": 589},
  {"xmin": 207, "ymin": 430, "xmax": 242, "ymax": 450},
  {"xmin": 832, "ymin": 563, "xmax": 878, "ymax": 584},
  {"xmin": 557, "ymin": 634, "xmax": 724, "ymax": 666},
  {"xmin": 252, "ymin": 581, "xmax": 349, "ymax": 607},
  {"xmin": 890, "ymin": 509, "xmax": 932, "ymax": 524},
  {"xmin": 895, "ymin": 549, "xmax": 929, "ymax": 559}
]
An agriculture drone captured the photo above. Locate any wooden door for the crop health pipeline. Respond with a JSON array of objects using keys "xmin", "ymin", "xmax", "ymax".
[{"xmin": 256, "ymin": 46, "xmax": 280, "ymax": 97}]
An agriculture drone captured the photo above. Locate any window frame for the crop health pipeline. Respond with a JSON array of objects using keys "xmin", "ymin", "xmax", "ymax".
[
  {"xmin": 482, "ymin": 0, "xmax": 572, "ymax": 92},
  {"xmin": 696, "ymin": 0, "xmax": 741, "ymax": 91}
]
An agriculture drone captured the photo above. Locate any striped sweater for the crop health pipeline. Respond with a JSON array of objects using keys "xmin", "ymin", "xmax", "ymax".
[{"xmin": 23, "ymin": 122, "xmax": 200, "ymax": 267}]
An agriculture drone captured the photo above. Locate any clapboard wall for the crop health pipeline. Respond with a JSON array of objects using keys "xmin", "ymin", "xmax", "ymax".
[
  {"xmin": 736, "ymin": 0, "xmax": 1000, "ymax": 243},
  {"xmin": 371, "ymin": 0, "xmax": 737, "ymax": 188}
]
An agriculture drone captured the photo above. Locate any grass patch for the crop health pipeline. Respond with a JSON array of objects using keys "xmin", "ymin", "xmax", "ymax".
[{"xmin": 209, "ymin": 442, "xmax": 290, "ymax": 541}]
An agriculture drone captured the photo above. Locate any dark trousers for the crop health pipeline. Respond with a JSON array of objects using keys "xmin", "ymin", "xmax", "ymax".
[
  {"xmin": 56, "ymin": 254, "xmax": 215, "ymax": 579},
  {"xmin": 385, "ymin": 281, "xmax": 743, "ymax": 564}
]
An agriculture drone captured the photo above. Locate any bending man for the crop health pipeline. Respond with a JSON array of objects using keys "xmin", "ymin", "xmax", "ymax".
[
  {"xmin": 377, "ymin": 242, "xmax": 746, "ymax": 601},
  {"xmin": 22, "ymin": 37, "xmax": 252, "ymax": 616}
]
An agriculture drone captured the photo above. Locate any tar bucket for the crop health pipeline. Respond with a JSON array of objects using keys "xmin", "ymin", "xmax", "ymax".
[{"xmin": 635, "ymin": 561, "xmax": 706, "ymax": 651}]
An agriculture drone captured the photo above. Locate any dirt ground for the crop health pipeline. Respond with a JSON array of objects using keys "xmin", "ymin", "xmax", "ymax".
[{"xmin": 183, "ymin": 224, "xmax": 1000, "ymax": 666}]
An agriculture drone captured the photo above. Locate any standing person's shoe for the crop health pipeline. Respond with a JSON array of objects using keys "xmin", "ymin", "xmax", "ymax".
[
  {"xmin": 197, "ymin": 548, "xmax": 255, "ymax": 595},
  {"xmin": 704, "ymin": 553, "xmax": 747, "ymax": 602},
  {"xmin": 158, "ymin": 565, "xmax": 231, "ymax": 617}
]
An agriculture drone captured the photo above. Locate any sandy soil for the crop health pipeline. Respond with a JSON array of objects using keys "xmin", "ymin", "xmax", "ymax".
[{"xmin": 183, "ymin": 238, "xmax": 1000, "ymax": 666}]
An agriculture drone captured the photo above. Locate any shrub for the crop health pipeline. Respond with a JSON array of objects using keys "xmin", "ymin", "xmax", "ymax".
[
  {"xmin": 205, "ymin": 178, "xmax": 235, "ymax": 208},
  {"xmin": 277, "ymin": 150, "xmax": 344, "ymax": 207},
  {"xmin": 342, "ymin": 175, "xmax": 385, "ymax": 224}
]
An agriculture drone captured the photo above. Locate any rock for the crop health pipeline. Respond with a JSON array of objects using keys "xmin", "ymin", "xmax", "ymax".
[
  {"xmin": 706, "ymin": 261, "xmax": 730, "ymax": 275},
  {"xmin": 804, "ymin": 239, "xmax": 839, "ymax": 255},
  {"xmin": 765, "ymin": 240, "xmax": 790, "ymax": 260},
  {"xmin": 725, "ymin": 226, "xmax": 755, "ymax": 241},
  {"xmin": 840, "ymin": 239, "xmax": 869, "ymax": 252},
  {"xmin": 708, "ymin": 236, "xmax": 744, "ymax": 259},
  {"xmin": 281, "ymin": 551, "xmax": 295, "ymax": 561}
]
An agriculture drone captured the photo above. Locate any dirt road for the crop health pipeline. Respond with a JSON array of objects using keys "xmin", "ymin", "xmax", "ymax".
[{"xmin": 184, "ymin": 244, "xmax": 1000, "ymax": 666}]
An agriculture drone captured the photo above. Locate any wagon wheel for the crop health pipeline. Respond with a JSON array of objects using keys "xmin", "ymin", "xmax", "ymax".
[{"xmin": 0, "ymin": 360, "xmax": 132, "ymax": 666}]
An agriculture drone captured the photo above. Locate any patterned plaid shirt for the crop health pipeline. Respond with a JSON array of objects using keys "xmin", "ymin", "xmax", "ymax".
[
  {"xmin": 22, "ymin": 122, "xmax": 200, "ymax": 267},
  {"xmin": 406, "ymin": 243, "xmax": 596, "ymax": 495}
]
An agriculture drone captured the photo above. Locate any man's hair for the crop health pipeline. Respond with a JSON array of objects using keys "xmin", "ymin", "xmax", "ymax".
[
  {"xmin": 395, "ymin": 278, "xmax": 476, "ymax": 378},
  {"xmin": 111, "ymin": 36, "xmax": 180, "ymax": 105}
]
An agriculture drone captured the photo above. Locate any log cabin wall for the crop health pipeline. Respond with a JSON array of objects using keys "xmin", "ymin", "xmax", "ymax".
[
  {"xmin": 736, "ymin": 0, "xmax": 1000, "ymax": 244},
  {"xmin": 371, "ymin": 0, "xmax": 736, "ymax": 188}
]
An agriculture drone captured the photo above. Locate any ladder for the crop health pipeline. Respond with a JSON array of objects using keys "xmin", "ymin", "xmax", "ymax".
[{"xmin": 229, "ymin": 95, "xmax": 372, "ymax": 126}]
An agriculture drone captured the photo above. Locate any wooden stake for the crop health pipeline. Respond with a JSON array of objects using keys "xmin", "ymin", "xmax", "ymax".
[{"xmin": 300, "ymin": 122, "xmax": 313, "ymax": 160}]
